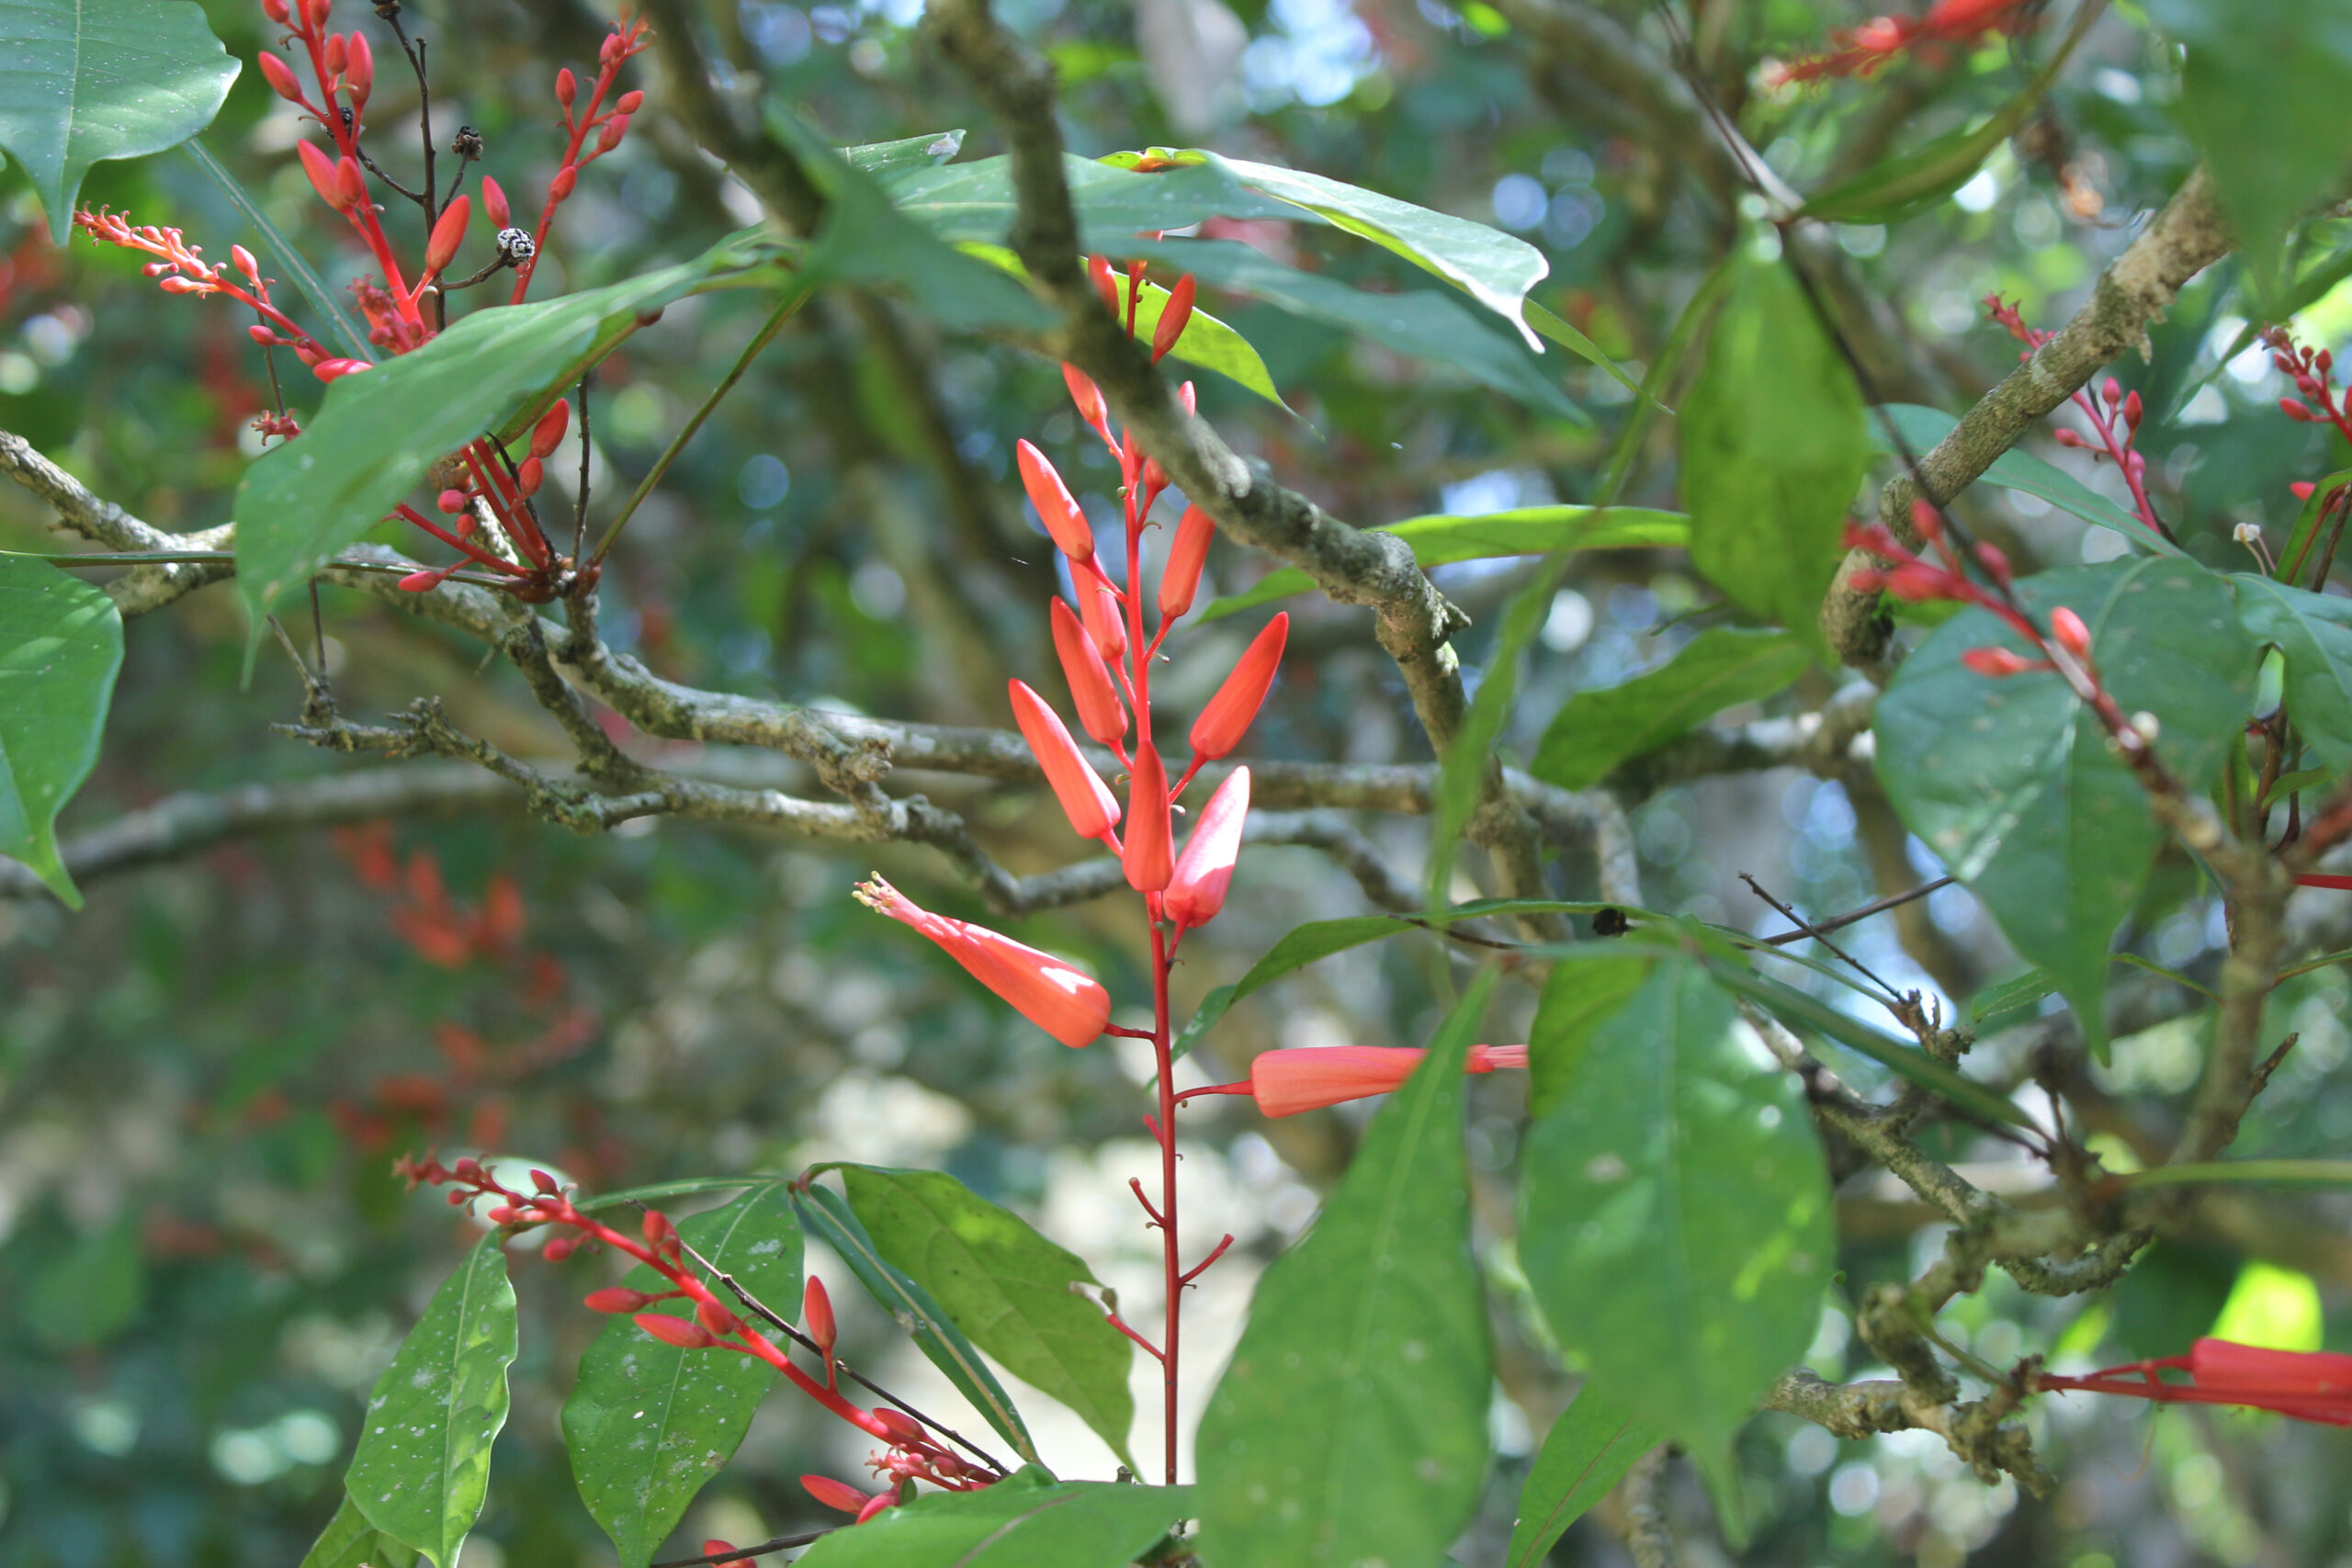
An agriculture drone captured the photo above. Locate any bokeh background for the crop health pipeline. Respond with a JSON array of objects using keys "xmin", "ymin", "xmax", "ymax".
[{"xmin": 6, "ymin": 0, "xmax": 2352, "ymax": 1562}]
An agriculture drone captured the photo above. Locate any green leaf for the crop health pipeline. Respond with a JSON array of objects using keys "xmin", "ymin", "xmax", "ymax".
[
  {"xmin": 1532, "ymin": 628, "xmax": 1810, "ymax": 791},
  {"xmin": 2233, "ymin": 573, "xmax": 2352, "ymax": 778},
  {"xmin": 1110, "ymin": 237, "xmax": 1586, "ymax": 423},
  {"xmin": 1871, "ymin": 404, "xmax": 2178, "ymax": 554},
  {"xmin": 1799, "ymin": 3, "xmax": 2096, "ymax": 224},
  {"xmin": 1524, "ymin": 300, "xmax": 1648, "ymax": 401},
  {"xmin": 184, "ymin": 138, "xmax": 374, "ymax": 363},
  {"xmin": 1202, "ymin": 152, "xmax": 1549, "ymax": 348},
  {"xmin": 792, "ymin": 1471, "xmax": 1193, "ymax": 1568},
  {"xmin": 1504, "ymin": 1390, "xmax": 1661, "ymax": 1568},
  {"xmin": 1429, "ymin": 552, "xmax": 1570, "ymax": 902},
  {"xmin": 232, "ymin": 232, "xmax": 774, "ymax": 635},
  {"xmin": 298, "ymin": 1495, "xmax": 419, "ymax": 1568},
  {"xmin": 841, "ymin": 129, "xmax": 965, "ymax": 175},
  {"xmin": 0, "ymin": 0, "xmax": 239, "ymax": 241},
  {"xmin": 1967, "ymin": 969, "xmax": 2062, "ymax": 1037},
  {"xmin": 2144, "ymin": 0, "xmax": 2352, "ymax": 283},
  {"xmin": 1196, "ymin": 971, "xmax": 1497, "ymax": 1568},
  {"xmin": 1680, "ymin": 250, "xmax": 1868, "ymax": 660},
  {"xmin": 767, "ymin": 109, "xmax": 1054, "ymax": 335},
  {"xmin": 791, "ymin": 1183, "xmax": 1041, "ymax": 1467},
  {"xmin": 877, "ymin": 152, "xmax": 1295, "ymax": 245},
  {"xmin": 0, "ymin": 554, "xmax": 123, "ymax": 908},
  {"xmin": 1875, "ymin": 558, "xmax": 2256, "ymax": 1057},
  {"xmin": 346, "ymin": 1239, "xmax": 517, "ymax": 1568},
  {"xmin": 562, "ymin": 1185, "xmax": 804, "ymax": 1568},
  {"xmin": 1197, "ymin": 506, "xmax": 1686, "ymax": 624},
  {"xmin": 1528, "ymin": 953, "xmax": 1653, "ymax": 1116},
  {"xmin": 836, "ymin": 1165, "xmax": 1134, "ymax": 1467},
  {"xmin": 1518, "ymin": 957, "xmax": 1833, "ymax": 1543},
  {"xmin": 2278, "ymin": 471, "xmax": 2352, "ymax": 582}
]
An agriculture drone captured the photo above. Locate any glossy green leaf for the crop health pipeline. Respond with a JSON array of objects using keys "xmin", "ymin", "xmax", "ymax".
[
  {"xmin": 878, "ymin": 152, "xmax": 1295, "ymax": 245},
  {"xmin": 791, "ymin": 1183, "xmax": 1040, "ymax": 1467},
  {"xmin": 793, "ymin": 1470, "xmax": 1193, "ymax": 1568},
  {"xmin": 185, "ymin": 138, "xmax": 373, "ymax": 363},
  {"xmin": 836, "ymin": 1165, "xmax": 1134, "ymax": 1466},
  {"xmin": 0, "ymin": 555, "xmax": 123, "ymax": 908},
  {"xmin": 1108, "ymin": 238, "xmax": 1585, "ymax": 423},
  {"xmin": 842, "ymin": 129, "xmax": 965, "ymax": 175},
  {"xmin": 1196, "ymin": 973, "xmax": 1496, "ymax": 1568},
  {"xmin": 1504, "ymin": 1390, "xmax": 1661, "ymax": 1568},
  {"xmin": 2277, "ymin": 471, "xmax": 2352, "ymax": 582},
  {"xmin": 1205, "ymin": 152, "xmax": 1548, "ymax": 348},
  {"xmin": 1680, "ymin": 251, "xmax": 1867, "ymax": 660},
  {"xmin": 298, "ymin": 1495, "xmax": 419, "ymax": 1568},
  {"xmin": 1519, "ymin": 957, "xmax": 1832, "ymax": 1543},
  {"xmin": 1875, "ymin": 558, "xmax": 2256, "ymax": 1057},
  {"xmin": 1968, "ymin": 969, "xmax": 2062, "ymax": 1037},
  {"xmin": 346, "ymin": 1239, "xmax": 517, "ymax": 1568},
  {"xmin": 1532, "ymin": 628, "xmax": 1810, "ymax": 791},
  {"xmin": 1197, "ymin": 506, "xmax": 1686, "ymax": 623},
  {"xmin": 2144, "ymin": 0, "xmax": 2352, "ymax": 282},
  {"xmin": 562, "ymin": 1185, "xmax": 804, "ymax": 1568},
  {"xmin": 1524, "ymin": 300, "xmax": 1647, "ymax": 400},
  {"xmin": 232, "ymin": 233, "xmax": 775, "ymax": 635},
  {"xmin": 1871, "ymin": 404, "xmax": 2177, "ymax": 554},
  {"xmin": 2234, "ymin": 574, "xmax": 2352, "ymax": 778},
  {"xmin": 0, "ymin": 0, "xmax": 239, "ymax": 241},
  {"xmin": 1528, "ymin": 953, "xmax": 1653, "ymax": 1116}
]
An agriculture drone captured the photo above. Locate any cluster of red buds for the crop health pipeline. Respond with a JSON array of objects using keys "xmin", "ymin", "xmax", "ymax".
[
  {"xmin": 513, "ymin": 19, "xmax": 650, "ymax": 304},
  {"xmin": 2039, "ymin": 1338, "xmax": 2352, "ymax": 1425},
  {"xmin": 1766, "ymin": 0, "xmax": 2041, "ymax": 85},
  {"xmin": 1845, "ymin": 501, "xmax": 2082, "ymax": 680},
  {"xmin": 1985, "ymin": 295, "xmax": 2165, "ymax": 536},
  {"xmin": 389, "ymin": 396, "xmax": 586, "ymax": 599},
  {"xmin": 394, "ymin": 1154, "xmax": 994, "ymax": 1511}
]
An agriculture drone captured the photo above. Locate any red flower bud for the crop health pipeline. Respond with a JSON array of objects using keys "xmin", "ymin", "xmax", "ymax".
[
  {"xmin": 1123, "ymin": 741, "xmax": 1173, "ymax": 893},
  {"xmin": 597, "ymin": 114, "xmax": 630, "ymax": 153},
  {"xmin": 1178, "ymin": 380, "xmax": 1197, "ymax": 416},
  {"xmin": 549, "ymin": 165, "xmax": 577, "ymax": 201},
  {"xmin": 1151, "ymin": 273, "xmax": 1196, "ymax": 363},
  {"xmin": 855, "ymin": 876, "xmax": 1112, "ymax": 1047},
  {"xmin": 530, "ymin": 399, "xmax": 571, "ymax": 458},
  {"xmin": 437, "ymin": 489, "xmax": 471, "ymax": 514},
  {"xmin": 1048, "ymin": 598, "xmax": 1126, "ymax": 746},
  {"xmin": 1962, "ymin": 647, "xmax": 2037, "ymax": 678},
  {"xmin": 1244, "ymin": 1043, "xmax": 1529, "ymax": 1117},
  {"xmin": 303, "ymin": 0, "xmax": 330, "ymax": 28},
  {"xmin": 345, "ymin": 32, "xmax": 373, "ymax": 109},
  {"xmin": 248, "ymin": 324, "xmax": 280, "ymax": 345},
  {"xmin": 1166, "ymin": 766, "xmax": 1249, "ymax": 931},
  {"xmin": 1088, "ymin": 254, "xmax": 1119, "ymax": 315},
  {"xmin": 695, "ymin": 1298, "xmax": 743, "ymax": 1337},
  {"xmin": 556, "ymin": 67, "xmax": 578, "ymax": 107},
  {"xmin": 1974, "ymin": 541, "xmax": 2012, "ymax": 587},
  {"xmin": 585, "ymin": 1287, "xmax": 654, "ymax": 1314},
  {"xmin": 424, "ymin": 194, "xmax": 471, "ymax": 276},
  {"xmin": 1908, "ymin": 499, "xmax": 1942, "ymax": 545},
  {"xmin": 803, "ymin": 1475, "xmax": 877, "ymax": 1517},
  {"xmin": 531, "ymin": 1168, "xmax": 560, "ymax": 1193},
  {"xmin": 2123, "ymin": 389, "xmax": 2143, "ymax": 431},
  {"xmin": 297, "ymin": 141, "xmax": 345, "ymax": 209},
  {"xmin": 543, "ymin": 1235, "xmax": 577, "ymax": 1261},
  {"xmin": 873, "ymin": 1408, "xmax": 925, "ymax": 1445},
  {"xmin": 616, "ymin": 89, "xmax": 645, "ymax": 114},
  {"xmin": 1016, "ymin": 439, "xmax": 1093, "ymax": 559},
  {"xmin": 2049, "ymin": 605, "xmax": 2091, "ymax": 659},
  {"xmin": 1159, "ymin": 505, "xmax": 1216, "ymax": 620},
  {"xmin": 703, "ymin": 1541, "xmax": 753, "ymax": 1568},
  {"xmin": 481, "ymin": 175, "xmax": 512, "ymax": 230},
  {"xmin": 322, "ymin": 32, "xmax": 347, "ymax": 75},
  {"xmin": 231, "ymin": 244, "xmax": 260, "ymax": 281},
  {"xmin": 1009, "ymin": 680, "xmax": 1120, "ymax": 840},
  {"xmin": 262, "ymin": 0, "xmax": 289, "ymax": 21},
  {"xmin": 643, "ymin": 1209, "xmax": 673, "ymax": 1247},
  {"xmin": 157, "ymin": 276, "xmax": 202, "ymax": 294},
  {"xmin": 1077, "ymin": 570, "xmax": 1126, "ymax": 662},
  {"xmin": 334, "ymin": 156, "xmax": 368, "ymax": 212},
  {"xmin": 634, "ymin": 1313, "xmax": 718, "ymax": 1349},
  {"xmin": 312, "ymin": 357, "xmax": 370, "ymax": 381},
  {"xmin": 1189, "ymin": 612, "xmax": 1287, "ymax": 761},
  {"xmin": 1062, "ymin": 362, "xmax": 1110, "ymax": 443},
  {"xmin": 2293, "ymin": 481, "xmax": 2319, "ymax": 501},
  {"xmin": 2052, "ymin": 428, "xmax": 2086, "ymax": 447},
  {"xmin": 856, "ymin": 1491, "xmax": 901, "ymax": 1525},
  {"xmin": 516, "ymin": 457, "xmax": 545, "ymax": 497},
  {"xmin": 2283, "ymin": 398, "xmax": 2317, "ymax": 422},
  {"xmin": 804, "ymin": 1275, "xmax": 837, "ymax": 1359}
]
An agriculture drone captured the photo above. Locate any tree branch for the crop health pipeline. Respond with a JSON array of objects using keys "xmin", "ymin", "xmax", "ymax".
[{"xmin": 0, "ymin": 430, "xmax": 233, "ymax": 615}]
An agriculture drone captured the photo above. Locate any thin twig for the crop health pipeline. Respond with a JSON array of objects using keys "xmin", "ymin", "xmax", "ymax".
[
  {"xmin": 1741, "ymin": 872, "xmax": 1904, "ymax": 999},
  {"xmin": 650, "ymin": 1529, "xmax": 830, "ymax": 1567},
  {"xmin": 1761, "ymin": 876, "xmax": 1954, "ymax": 945}
]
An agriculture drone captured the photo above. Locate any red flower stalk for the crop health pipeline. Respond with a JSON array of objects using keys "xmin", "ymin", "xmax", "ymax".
[
  {"xmin": 1159, "ymin": 504, "xmax": 1216, "ymax": 619},
  {"xmin": 513, "ymin": 16, "xmax": 651, "ymax": 303},
  {"xmin": 1049, "ymin": 598, "xmax": 1127, "ymax": 747},
  {"xmin": 1008, "ymin": 680, "xmax": 1121, "ymax": 841},
  {"xmin": 1166, "ymin": 767, "xmax": 1249, "ymax": 931},
  {"xmin": 1190, "ymin": 613, "xmax": 1289, "ymax": 761},
  {"xmin": 1185, "ymin": 1043, "xmax": 1530, "ymax": 1118},
  {"xmin": 854, "ymin": 876, "xmax": 1112, "ymax": 1047},
  {"xmin": 1770, "ymin": 0, "xmax": 2040, "ymax": 84},
  {"xmin": 2040, "ymin": 1338, "xmax": 2352, "ymax": 1425},
  {"xmin": 1988, "ymin": 297, "xmax": 2166, "ymax": 537}
]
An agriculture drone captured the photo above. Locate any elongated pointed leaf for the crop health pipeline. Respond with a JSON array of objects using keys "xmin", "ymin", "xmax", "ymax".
[
  {"xmin": 0, "ymin": 555, "xmax": 123, "ymax": 907},
  {"xmin": 1681, "ymin": 252, "xmax": 1867, "ymax": 660},
  {"xmin": 1528, "ymin": 953, "xmax": 1653, "ymax": 1116},
  {"xmin": 876, "ymin": 152, "xmax": 1295, "ymax": 243},
  {"xmin": 346, "ymin": 1239, "xmax": 517, "ymax": 1568},
  {"xmin": 791, "ymin": 1183, "xmax": 1040, "ymax": 1467},
  {"xmin": 842, "ymin": 129, "xmax": 965, "ymax": 175},
  {"xmin": 299, "ymin": 1495, "xmax": 418, "ymax": 1568},
  {"xmin": 0, "ymin": 0, "xmax": 239, "ymax": 240},
  {"xmin": 1874, "ymin": 558, "xmax": 2256, "ymax": 1057},
  {"xmin": 1505, "ymin": 1391, "xmax": 1660, "ymax": 1568},
  {"xmin": 793, "ymin": 1470, "xmax": 1193, "ymax": 1568},
  {"xmin": 562, "ymin": 1185, "xmax": 804, "ymax": 1568},
  {"xmin": 1196, "ymin": 971, "xmax": 1496, "ymax": 1568},
  {"xmin": 1198, "ymin": 506, "xmax": 1686, "ymax": 623},
  {"xmin": 1871, "ymin": 404, "xmax": 2177, "ymax": 554},
  {"xmin": 1524, "ymin": 300, "xmax": 1647, "ymax": 400},
  {"xmin": 1519, "ymin": 957, "xmax": 1832, "ymax": 1545},
  {"xmin": 1533, "ymin": 627, "xmax": 1810, "ymax": 791},
  {"xmin": 836, "ymin": 1165, "xmax": 1134, "ymax": 1467}
]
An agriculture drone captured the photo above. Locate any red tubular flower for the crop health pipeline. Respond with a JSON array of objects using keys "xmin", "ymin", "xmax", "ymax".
[
  {"xmin": 530, "ymin": 398, "xmax": 571, "ymax": 458},
  {"xmin": 1231, "ymin": 1043, "xmax": 1529, "ymax": 1118},
  {"xmin": 1088, "ymin": 254, "xmax": 1120, "ymax": 315},
  {"xmin": 1190, "ymin": 612, "xmax": 1288, "ymax": 761},
  {"xmin": 334, "ymin": 156, "xmax": 368, "ymax": 212},
  {"xmin": 855, "ymin": 876, "xmax": 1111, "ymax": 1047},
  {"xmin": 1016, "ymin": 439, "xmax": 1094, "ymax": 559},
  {"xmin": 583, "ymin": 1287, "xmax": 655, "ymax": 1314},
  {"xmin": 1063, "ymin": 362, "xmax": 1111, "ymax": 445},
  {"xmin": 1123, "ymin": 742, "xmax": 1174, "ymax": 892},
  {"xmin": 1077, "ymin": 570, "xmax": 1127, "ymax": 661},
  {"xmin": 258, "ymin": 50, "xmax": 303, "ymax": 103},
  {"xmin": 634, "ymin": 1312, "xmax": 718, "ymax": 1349},
  {"xmin": 1009, "ymin": 680, "xmax": 1120, "ymax": 840},
  {"xmin": 1152, "ymin": 274, "xmax": 1196, "ymax": 363},
  {"xmin": 803, "ymin": 1474, "xmax": 880, "ymax": 1516},
  {"xmin": 424, "ymin": 195, "xmax": 470, "ymax": 276},
  {"xmin": 1049, "ymin": 598, "xmax": 1126, "ymax": 746},
  {"xmin": 2041, "ymin": 1338, "xmax": 2352, "ymax": 1425},
  {"xmin": 1166, "ymin": 766, "xmax": 1249, "ymax": 931},
  {"xmin": 297, "ymin": 141, "xmax": 348, "ymax": 210},
  {"xmin": 2050, "ymin": 605, "xmax": 2092, "ymax": 660},
  {"xmin": 1159, "ymin": 504, "xmax": 1216, "ymax": 620},
  {"xmin": 804, "ymin": 1275, "xmax": 837, "ymax": 1362}
]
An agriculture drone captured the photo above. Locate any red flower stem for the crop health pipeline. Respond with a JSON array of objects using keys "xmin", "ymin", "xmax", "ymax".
[
  {"xmin": 1169, "ymin": 756, "xmax": 1204, "ymax": 804},
  {"xmin": 1148, "ymin": 915, "xmax": 1182, "ymax": 1484},
  {"xmin": 1179, "ymin": 1233, "xmax": 1234, "ymax": 1286},
  {"xmin": 1105, "ymin": 1311, "xmax": 1165, "ymax": 1361},
  {"xmin": 514, "ymin": 44, "xmax": 632, "ymax": 304},
  {"xmin": 392, "ymin": 505, "xmax": 532, "ymax": 576},
  {"xmin": 292, "ymin": 29, "xmax": 415, "ymax": 316},
  {"xmin": 463, "ymin": 444, "xmax": 550, "ymax": 567}
]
